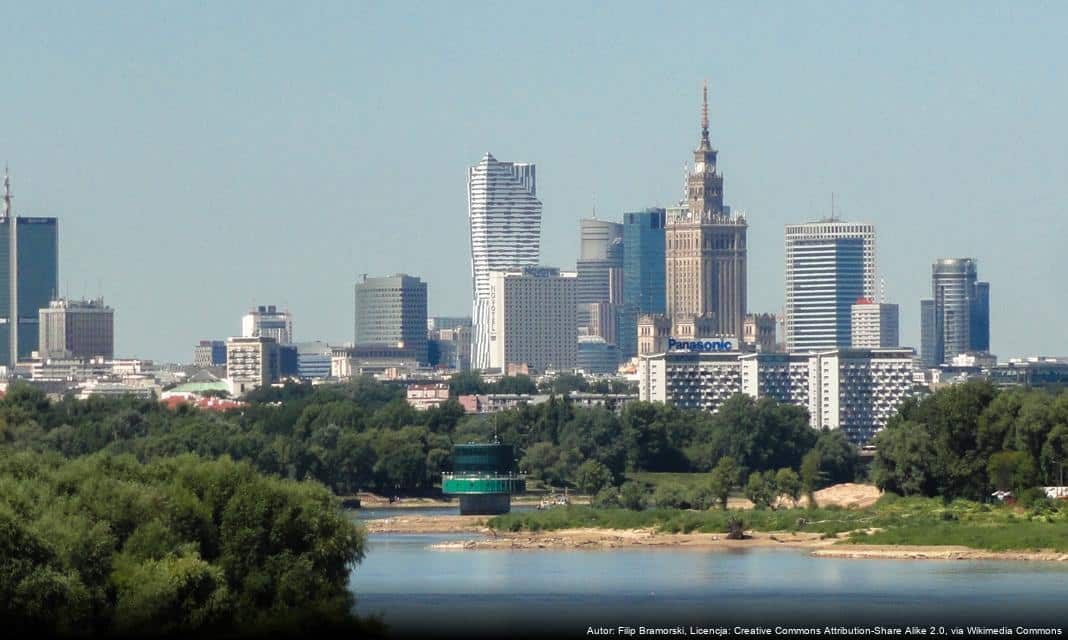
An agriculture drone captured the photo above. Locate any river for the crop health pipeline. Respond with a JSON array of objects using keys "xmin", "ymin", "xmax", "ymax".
[{"xmin": 349, "ymin": 512, "xmax": 1068, "ymax": 637}]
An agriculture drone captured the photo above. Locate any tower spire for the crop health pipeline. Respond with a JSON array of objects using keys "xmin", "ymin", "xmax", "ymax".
[
  {"xmin": 700, "ymin": 80, "xmax": 710, "ymax": 146},
  {"xmin": 2, "ymin": 165, "xmax": 11, "ymax": 220}
]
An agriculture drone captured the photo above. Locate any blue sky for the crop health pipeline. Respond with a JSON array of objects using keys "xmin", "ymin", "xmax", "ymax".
[{"xmin": 2, "ymin": 2, "xmax": 1065, "ymax": 362}]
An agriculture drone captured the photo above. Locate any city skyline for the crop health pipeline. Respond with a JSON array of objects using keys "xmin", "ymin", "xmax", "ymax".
[{"xmin": 2, "ymin": 3, "xmax": 1066, "ymax": 362}]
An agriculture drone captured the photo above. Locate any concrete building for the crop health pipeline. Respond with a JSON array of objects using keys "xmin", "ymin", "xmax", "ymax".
[
  {"xmin": 0, "ymin": 170, "xmax": 59, "ymax": 365},
  {"xmin": 486, "ymin": 266, "xmax": 576, "ymax": 373},
  {"xmin": 665, "ymin": 84, "xmax": 747, "ymax": 341},
  {"xmin": 638, "ymin": 347, "xmax": 916, "ymax": 444},
  {"xmin": 468, "ymin": 154, "xmax": 542, "ymax": 369},
  {"xmin": 241, "ymin": 305, "xmax": 293, "ymax": 345},
  {"xmin": 354, "ymin": 274, "xmax": 428, "ymax": 364},
  {"xmin": 920, "ymin": 258, "xmax": 990, "ymax": 367},
  {"xmin": 193, "ymin": 340, "xmax": 227, "ymax": 367},
  {"xmin": 637, "ymin": 314, "xmax": 673, "ymax": 356},
  {"xmin": 225, "ymin": 336, "xmax": 279, "ymax": 396},
  {"xmin": 743, "ymin": 313, "xmax": 777, "ymax": 353},
  {"xmin": 38, "ymin": 298, "xmax": 114, "ymax": 360},
  {"xmin": 851, "ymin": 300, "xmax": 899, "ymax": 348},
  {"xmin": 784, "ymin": 221, "xmax": 875, "ymax": 352},
  {"xmin": 406, "ymin": 382, "xmax": 451, "ymax": 411},
  {"xmin": 621, "ymin": 208, "xmax": 666, "ymax": 359}
]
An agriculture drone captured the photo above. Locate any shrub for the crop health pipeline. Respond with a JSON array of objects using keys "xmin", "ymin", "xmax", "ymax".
[
  {"xmin": 654, "ymin": 483, "xmax": 691, "ymax": 509},
  {"xmin": 591, "ymin": 487, "xmax": 620, "ymax": 508},
  {"xmin": 619, "ymin": 482, "xmax": 646, "ymax": 511}
]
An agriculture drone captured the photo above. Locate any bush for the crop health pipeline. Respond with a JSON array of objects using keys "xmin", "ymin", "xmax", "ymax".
[
  {"xmin": 619, "ymin": 482, "xmax": 646, "ymax": 511},
  {"xmin": 654, "ymin": 483, "xmax": 691, "ymax": 509},
  {"xmin": 591, "ymin": 487, "xmax": 621, "ymax": 508},
  {"xmin": 575, "ymin": 460, "xmax": 614, "ymax": 495},
  {"xmin": 1016, "ymin": 487, "xmax": 1047, "ymax": 509},
  {"xmin": 725, "ymin": 514, "xmax": 745, "ymax": 539}
]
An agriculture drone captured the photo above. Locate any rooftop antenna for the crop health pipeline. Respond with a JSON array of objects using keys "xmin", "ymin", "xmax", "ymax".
[
  {"xmin": 830, "ymin": 192, "xmax": 837, "ymax": 222},
  {"xmin": 2, "ymin": 165, "xmax": 12, "ymax": 220}
]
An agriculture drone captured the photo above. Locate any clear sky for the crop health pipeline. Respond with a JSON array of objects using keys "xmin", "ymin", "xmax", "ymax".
[{"xmin": 2, "ymin": 2, "xmax": 1065, "ymax": 362}]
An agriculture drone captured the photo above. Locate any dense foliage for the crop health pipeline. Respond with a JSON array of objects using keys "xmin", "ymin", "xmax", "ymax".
[
  {"xmin": 0, "ymin": 378, "xmax": 854, "ymax": 494},
  {"xmin": 872, "ymin": 381, "xmax": 1068, "ymax": 499},
  {"xmin": 0, "ymin": 450, "xmax": 369, "ymax": 635}
]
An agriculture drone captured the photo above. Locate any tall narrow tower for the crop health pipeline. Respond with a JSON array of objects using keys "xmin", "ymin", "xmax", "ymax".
[{"xmin": 665, "ymin": 83, "xmax": 748, "ymax": 339}]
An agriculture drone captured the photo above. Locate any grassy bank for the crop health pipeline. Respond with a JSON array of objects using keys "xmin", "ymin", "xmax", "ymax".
[{"xmin": 488, "ymin": 494, "xmax": 1068, "ymax": 553}]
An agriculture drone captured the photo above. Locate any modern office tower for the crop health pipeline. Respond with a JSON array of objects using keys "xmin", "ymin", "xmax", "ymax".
[
  {"xmin": 429, "ymin": 316, "xmax": 472, "ymax": 332},
  {"xmin": 354, "ymin": 274, "xmax": 429, "ymax": 365},
  {"xmin": 621, "ymin": 208, "xmax": 666, "ymax": 359},
  {"xmin": 920, "ymin": 258, "xmax": 991, "ymax": 367},
  {"xmin": 851, "ymin": 300, "xmax": 900, "ymax": 348},
  {"xmin": 665, "ymin": 84, "xmax": 747, "ymax": 340},
  {"xmin": 743, "ymin": 313, "xmax": 777, "ymax": 353},
  {"xmin": 576, "ymin": 218, "xmax": 623, "ymax": 328},
  {"xmin": 241, "ymin": 305, "xmax": 293, "ymax": 345},
  {"xmin": 468, "ymin": 153, "xmax": 542, "ymax": 369},
  {"xmin": 486, "ymin": 266, "xmax": 576, "ymax": 373},
  {"xmin": 428, "ymin": 324, "xmax": 472, "ymax": 370},
  {"xmin": 225, "ymin": 336, "xmax": 279, "ymax": 395},
  {"xmin": 919, "ymin": 300, "xmax": 938, "ymax": 368},
  {"xmin": 38, "ymin": 298, "xmax": 114, "ymax": 360},
  {"xmin": 193, "ymin": 340, "xmax": 227, "ymax": 367},
  {"xmin": 0, "ymin": 170, "xmax": 59, "ymax": 366},
  {"xmin": 784, "ymin": 221, "xmax": 876, "ymax": 352}
]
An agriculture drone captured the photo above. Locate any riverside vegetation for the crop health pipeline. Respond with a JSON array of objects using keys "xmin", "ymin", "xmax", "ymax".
[{"xmin": 3, "ymin": 376, "xmax": 1068, "ymax": 632}]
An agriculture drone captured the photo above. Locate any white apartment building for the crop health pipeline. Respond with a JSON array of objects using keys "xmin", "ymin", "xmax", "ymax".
[
  {"xmin": 487, "ymin": 266, "xmax": 576, "ymax": 373},
  {"xmin": 638, "ymin": 347, "xmax": 915, "ymax": 444},
  {"xmin": 226, "ymin": 336, "xmax": 279, "ymax": 396},
  {"xmin": 851, "ymin": 300, "xmax": 900, "ymax": 348}
]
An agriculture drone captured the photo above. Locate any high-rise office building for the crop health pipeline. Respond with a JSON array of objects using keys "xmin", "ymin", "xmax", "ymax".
[
  {"xmin": 38, "ymin": 298, "xmax": 114, "ymax": 360},
  {"xmin": 0, "ymin": 170, "xmax": 59, "ymax": 366},
  {"xmin": 919, "ymin": 258, "xmax": 990, "ymax": 367},
  {"xmin": 851, "ymin": 300, "xmax": 899, "ymax": 348},
  {"xmin": 468, "ymin": 153, "xmax": 542, "ymax": 369},
  {"xmin": 486, "ymin": 266, "xmax": 576, "ymax": 373},
  {"xmin": 241, "ymin": 305, "xmax": 293, "ymax": 345},
  {"xmin": 621, "ymin": 208, "xmax": 666, "ymax": 359},
  {"xmin": 575, "ymin": 218, "xmax": 623, "ymax": 333},
  {"xmin": 354, "ymin": 273, "xmax": 428, "ymax": 364},
  {"xmin": 665, "ymin": 84, "xmax": 747, "ymax": 340},
  {"xmin": 784, "ymin": 221, "xmax": 876, "ymax": 352}
]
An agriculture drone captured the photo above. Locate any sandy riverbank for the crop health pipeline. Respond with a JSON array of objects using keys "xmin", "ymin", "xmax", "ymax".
[
  {"xmin": 362, "ymin": 513, "xmax": 1068, "ymax": 562},
  {"xmin": 351, "ymin": 492, "xmax": 588, "ymax": 509}
]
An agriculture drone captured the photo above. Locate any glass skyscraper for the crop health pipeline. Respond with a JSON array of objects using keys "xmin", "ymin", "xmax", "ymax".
[
  {"xmin": 354, "ymin": 273, "xmax": 429, "ymax": 365},
  {"xmin": 784, "ymin": 221, "xmax": 876, "ymax": 352},
  {"xmin": 919, "ymin": 258, "xmax": 990, "ymax": 367},
  {"xmin": 620, "ymin": 208, "xmax": 666, "ymax": 359},
  {"xmin": 0, "ymin": 175, "xmax": 59, "ymax": 365}
]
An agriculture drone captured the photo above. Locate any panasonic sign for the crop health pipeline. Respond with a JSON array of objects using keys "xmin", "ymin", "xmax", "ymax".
[{"xmin": 668, "ymin": 338, "xmax": 734, "ymax": 352}]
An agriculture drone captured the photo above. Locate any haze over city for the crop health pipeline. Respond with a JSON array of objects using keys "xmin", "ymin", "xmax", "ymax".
[{"xmin": 1, "ymin": 1, "xmax": 1065, "ymax": 362}]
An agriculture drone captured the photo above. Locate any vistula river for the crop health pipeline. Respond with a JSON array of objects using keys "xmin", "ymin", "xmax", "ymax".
[{"xmin": 349, "ymin": 509, "xmax": 1068, "ymax": 637}]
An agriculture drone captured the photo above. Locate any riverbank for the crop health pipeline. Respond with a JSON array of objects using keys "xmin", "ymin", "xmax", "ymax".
[
  {"xmin": 349, "ymin": 492, "xmax": 589, "ymax": 509},
  {"xmin": 365, "ymin": 510, "xmax": 1068, "ymax": 562}
]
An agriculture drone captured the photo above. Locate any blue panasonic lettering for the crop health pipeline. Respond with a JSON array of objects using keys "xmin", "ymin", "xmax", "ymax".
[{"xmin": 667, "ymin": 338, "xmax": 733, "ymax": 352}]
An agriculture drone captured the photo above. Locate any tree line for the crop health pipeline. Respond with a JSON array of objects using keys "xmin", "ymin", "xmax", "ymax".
[{"xmin": 872, "ymin": 381, "xmax": 1068, "ymax": 500}]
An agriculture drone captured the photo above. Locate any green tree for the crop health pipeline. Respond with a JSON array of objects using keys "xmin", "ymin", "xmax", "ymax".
[
  {"xmin": 745, "ymin": 471, "xmax": 777, "ymax": 510},
  {"xmin": 618, "ymin": 481, "xmax": 646, "ymax": 511},
  {"xmin": 708, "ymin": 456, "xmax": 741, "ymax": 510},
  {"xmin": 574, "ymin": 460, "xmax": 614, "ymax": 495},
  {"xmin": 653, "ymin": 483, "xmax": 691, "ymax": 509},
  {"xmin": 775, "ymin": 468, "xmax": 802, "ymax": 507}
]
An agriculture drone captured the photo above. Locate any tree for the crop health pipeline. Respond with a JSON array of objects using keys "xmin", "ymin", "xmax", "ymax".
[
  {"xmin": 1041, "ymin": 425, "xmax": 1068, "ymax": 486},
  {"xmin": 575, "ymin": 460, "xmax": 614, "ymax": 495},
  {"xmin": 618, "ymin": 481, "xmax": 646, "ymax": 511},
  {"xmin": 745, "ymin": 471, "xmax": 777, "ymax": 510},
  {"xmin": 812, "ymin": 429, "xmax": 859, "ymax": 484},
  {"xmin": 871, "ymin": 420, "xmax": 936, "ymax": 497},
  {"xmin": 708, "ymin": 456, "xmax": 741, "ymax": 510},
  {"xmin": 775, "ymin": 468, "xmax": 802, "ymax": 507},
  {"xmin": 800, "ymin": 450, "xmax": 821, "ymax": 508},
  {"xmin": 987, "ymin": 451, "xmax": 1037, "ymax": 493}
]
